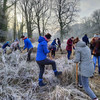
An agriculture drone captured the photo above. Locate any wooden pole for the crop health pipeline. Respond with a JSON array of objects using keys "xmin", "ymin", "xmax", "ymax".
[{"xmin": 76, "ymin": 63, "xmax": 78, "ymax": 85}]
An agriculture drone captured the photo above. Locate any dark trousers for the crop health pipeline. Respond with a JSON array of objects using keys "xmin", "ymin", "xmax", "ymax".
[
  {"xmin": 3, "ymin": 48, "xmax": 6, "ymax": 54},
  {"xmin": 37, "ymin": 58, "xmax": 57, "ymax": 80},
  {"xmin": 67, "ymin": 50, "xmax": 72, "ymax": 59},
  {"xmin": 27, "ymin": 48, "xmax": 33, "ymax": 61},
  {"xmin": 51, "ymin": 50, "xmax": 55, "ymax": 57},
  {"xmin": 57, "ymin": 44, "xmax": 62, "ymax": 52}
]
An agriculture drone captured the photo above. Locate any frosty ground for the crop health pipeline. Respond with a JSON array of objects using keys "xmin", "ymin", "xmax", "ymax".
[{"xmin": 0, "ymin": 41, "xmax": 100, "ymax": 100}]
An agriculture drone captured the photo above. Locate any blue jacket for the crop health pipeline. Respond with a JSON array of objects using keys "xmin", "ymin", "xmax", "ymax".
[
  {"xmin": 2, "ymin": 42, "xmax": 10, "ymax": 49},
  {"xmin": 23, "ymin": 37, "xmax": 33, "ymax": 50},
  {"xmin": 51, "ymin": 39, "xmax": 57, "ymax": 51},
  {"xmin": 36, "ymin": 36, "xmax": 50, "ymax": 61},
  {"xmin": 82, "ymin": 35, "xmax": 89, "ymax": 45},
  {"xmin": 51, "ymin": 39, "xmax": 57, "ymax": 46}
]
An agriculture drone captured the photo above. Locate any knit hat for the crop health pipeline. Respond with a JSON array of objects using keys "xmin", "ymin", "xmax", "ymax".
[
  {"xmin": 45, "ymin": 33, "xmax": 51, "ymax": 39},
  {"xmin": 94, "ymin": 34, "xmax": 98, "ymax": 37},
  {"xmin": 7, "ymin": 41, "xmax": 10, "ymax": 44}
]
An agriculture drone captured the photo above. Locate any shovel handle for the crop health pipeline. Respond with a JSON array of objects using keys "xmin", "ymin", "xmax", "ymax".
[
  {"xmin": 76, "ymin": 63, "xmax": 78, "ymax": 85},
  {"xmin": 48, "ymin": 52, "xmax": 52, "ymax": 60}
]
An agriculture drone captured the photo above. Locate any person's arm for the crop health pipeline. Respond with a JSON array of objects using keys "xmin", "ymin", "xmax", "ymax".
[
  {"xmin": 8, "ymin": 44, "xmax": 10, "ymax": 47},
  {"xmin": 23, "ymin": 40, "xmax": 27, "ymax": 50},
  {"xmin": 74, "ymin": 48, "xmax": 80, "ymax": 63},
  {"xmin": 42, "ymin": 41, "xmax": 50, "ymax": 54}
]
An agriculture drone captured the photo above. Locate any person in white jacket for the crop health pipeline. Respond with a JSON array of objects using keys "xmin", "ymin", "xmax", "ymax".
[{"xmin": 10, "ymin": 41, "xmax": 21, "ymax": 52}]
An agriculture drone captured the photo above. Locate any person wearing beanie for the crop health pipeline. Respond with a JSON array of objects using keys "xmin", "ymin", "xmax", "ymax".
[
  {"xmin": 82, "ymin": 34, "xmax": 89, "ymax": 45},
  {"xmin": 21, "ymin": 35, "xmax": 33, "ymax": 61},
  {"xmin": 2, "ymin": 41, "xmax": 10, "ymax": 54},
  {"xmin": 36, "ymin": 33, "xmax": 62, "ymax": 87},
  {"xmin": 50, "ymin": 39, "xmax": 57, "ymax": 58}
]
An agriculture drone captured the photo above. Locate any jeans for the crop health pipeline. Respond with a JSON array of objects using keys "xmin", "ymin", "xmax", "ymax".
[
  {"xmin": 93, "ymin": 56, "xmax": 100, "ymax": 73},
  {"xmin": 37, "ymin": 58, "xmax": 57, "ymax": 80},
  {"xmin": 79, "ymin": 75, "xmax": 96, "ymax": 99},
  {"xmin": 67, "ymin": 50, "xmax": 72, "ymax": 59}
]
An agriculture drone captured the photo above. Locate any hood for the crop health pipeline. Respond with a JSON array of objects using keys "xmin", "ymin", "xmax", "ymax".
[
  {"xmin": 38, "ymin": 36, "xmax": 46, "ymax": 43},
  {"xmin": 84, "ymin": 35, "xmax": 87, "ymax": 38},
  {"xmin": 23, "ymin": 37, "xmax": 27, "ymax": 40},
  {"xmin": 76, "ymin": 41, "xmax": 86, "ymax": 47}
]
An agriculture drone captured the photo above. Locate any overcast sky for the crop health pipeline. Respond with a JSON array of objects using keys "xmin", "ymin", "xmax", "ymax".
[{"xmin": 79, "ymin": 0, "xmax": 100, "ymax": 18}]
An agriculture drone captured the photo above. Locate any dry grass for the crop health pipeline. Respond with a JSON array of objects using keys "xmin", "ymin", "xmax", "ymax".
[
  {"xmin": 55, "ymin": 50, "xmax": 100, "ymax": 99},
  {"xmin": 90, "ymin": 67, "xmax": 100, "ymax": 99}
]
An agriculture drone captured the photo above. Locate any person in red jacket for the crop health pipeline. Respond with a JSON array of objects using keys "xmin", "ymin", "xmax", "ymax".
[{"xmin": 66, "ymin": 37, "xmax": 74, "ymax": 59}]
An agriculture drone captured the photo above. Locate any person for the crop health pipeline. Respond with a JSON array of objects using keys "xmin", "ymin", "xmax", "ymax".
[
  {"xmin": 50, "ymin": 39, "xmax": 57, "ymax": 58},
  {"xmin": 21, "ymin": 35, "xmax": 33, "ymax": 61},
  {"xmin": 36, "ymin": 33, "xmax": 62, "ymax": 87},
  {"xmin": 57, "ymin": 38, "xmax": 62, "ymax": 52},
  {"xmin": 10, "ymin": 41, "xmax": 21, "ymax": 52},
  {"xmin": 66, "ymin": 37, "xmax": 74, "ymax": 60},
  {"xmin": 90, "ymin": 34, "xmax": 100, "ymax": 74},
  {"xmin": 2, "ymin": 41, "xmax": 10, "ymax": 54},
  {"xmin": 82, "ymin": 34, "xmax": 89, "ymax": 45},
  {"xmin": 74, "ymin": 39, "xmax": 98, "ymax": 100}
]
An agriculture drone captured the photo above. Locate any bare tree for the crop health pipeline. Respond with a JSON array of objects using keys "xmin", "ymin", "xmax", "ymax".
[
  {"xmin": 0, "ymin": 0, "xmax": 18, "ymax": 42},
  {"xmin": 19, "ymin": 0, "xmax": 35, "ymax": 38},
  {"xmin": 92, "ymin": 9, "xmax": 100, "ymax": 34},
  {"xmin": 13, "ymin": 0, "xmax": 17, "ymax": 40},
  {"xmin": 33, "ymin": 0, "xmax": 51, "ymax": 36},
  {"xmin": 54, "ymin": 0, "xmax": 79, "ymax": 41}
]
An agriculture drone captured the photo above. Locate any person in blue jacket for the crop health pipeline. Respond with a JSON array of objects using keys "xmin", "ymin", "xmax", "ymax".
[
  {"xmin": 82, "ymin": 34, "xmax": 89, "ymax": 45},
  {"xmin": 2, "ymin": 41, "xmax": 10, "ymax": 54},
  {"xmin": 21, "ymin": 35, "xmax": 33, "ymax": 61},
  {"xmin": 36, "ymin": 33, "xmax": 62, "ymax": 87}
]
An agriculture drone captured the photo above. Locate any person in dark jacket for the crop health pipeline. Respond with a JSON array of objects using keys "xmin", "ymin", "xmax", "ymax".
[
  {"xmin": 21, "ymin": 35, "xmax": 33, "ymax": 61},
  {"xmin": 57, "ymin": 38, "xmax": 62, "ymax": 52},
  {"xmin": 90, "ymin": 36, "xmax": 100, "ymax": 74},
  {"xmin": 36, "ymin": 33, "xmax": 62, "ymax": 87},
  {"xmin": 82, "ymin": 34, "xmax": 89, "ymax": 45},
  {"xmin": 2, "ymin": 41, "xmax": 10, "ymax": 54},
  {"xmin": 66, "ymin": 37, "xmax": 74, "ymax": 59},
  {"xmin": 50, "ymin": 39, "xmax": 57, "ymax": 58}
]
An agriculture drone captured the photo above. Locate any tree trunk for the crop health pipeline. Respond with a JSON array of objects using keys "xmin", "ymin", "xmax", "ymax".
[
  {"xmin": 42, "ymin": 19, "xmax": 45, "ymax": 36},
  {"xmin": 37, "ymin": 16, "xmax": 41, "ymax": 36},
  {"xmin": 13, "ymin": 0, "xmax": 16, "ymax": 40},
  {"xmin": 28, "ymin": 21, "xmax": 32, "ymax": 38},
  {"xmin": 0, "ymin": 0, "xmax": 8, "ymax": 42},
  {"xmin": 60, "ymin": 24, "xmax": 63, "ymax": 42}
]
